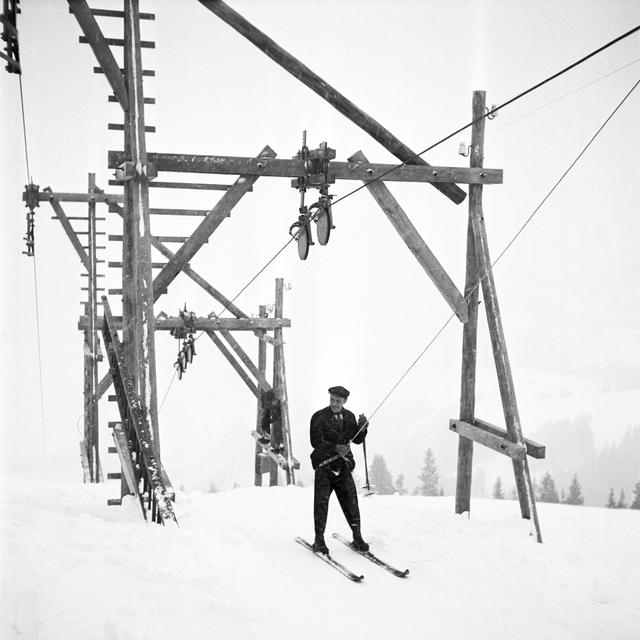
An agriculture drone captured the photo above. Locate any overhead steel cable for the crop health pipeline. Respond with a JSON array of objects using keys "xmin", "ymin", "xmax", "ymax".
[
  {"xmin": 17, "ymin": 67, "xmax": 48, "ymax": 478},
  {"xmin": 206, "ymin": 24, "xmax": 640, "ymax": 324},
  {"xmin": 330, "ymin": 24, "xmax": 640, "ymax": 208},
  {"xmin": 363, "ymin": 76, "xmax": 640, "ymax": 426}
]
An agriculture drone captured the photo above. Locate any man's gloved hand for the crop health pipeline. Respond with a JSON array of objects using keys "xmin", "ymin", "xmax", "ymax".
[
  {"xmin": 357, "ymin": 414, "xmax": 368, "ymax": 428},
  {"xmin": 335, "ymin": 444, "xmax": 350, "ymax": 457}
]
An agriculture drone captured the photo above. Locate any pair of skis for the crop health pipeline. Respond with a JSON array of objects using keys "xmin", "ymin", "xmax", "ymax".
[{"xmin": 295, "ymin": 532, "xmax": 409, "ymax": 582}]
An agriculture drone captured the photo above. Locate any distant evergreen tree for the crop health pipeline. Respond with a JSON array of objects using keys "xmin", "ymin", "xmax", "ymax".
[
  {"xmin": 510, "ymin": 487, "xmax": 517, "ymax": 501},
  {"xmin": 560, "ymin": 488, "xmax": 566, "ymax": 504},
  {"xmin": 369, "ymin": 454, "xmax": 395, "ymax": 495},
  {"xmin": 630, "ymin": 482, "xmax": 640, "ymax": 510},
  {"xmin": 538, "ymin": 471, "xmax": 560, "ymax": 503},
  {"xmin": 565, "ymin": 474, "xmax": 584, "ymax": 506},
  {"xmin": 417, "ymin": 448, "xmax": 440, "ymax": 496},
  {"xmin": 606, "ymin": 488, "xmax": 616, "ymax": 508},
  {"xmin": 394, "ymin": 474, "xmax": 407, "ymax": 495},
  {"xmin": 616, "ymin": 489, "xmax": 627, "ymax": 509},
  {"xmin": 492, "ymin": 477, "xmax": 505, "ymax": 499}
]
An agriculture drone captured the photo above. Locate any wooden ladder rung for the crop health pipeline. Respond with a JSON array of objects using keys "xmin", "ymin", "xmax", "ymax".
[
  {"xmin": 107, "ymin": 498, "xmax": 122, "ymax": 506},
  {"xmin": 109, "ymin": 95, "xmax": 155, "ymax": 104},
  {"xmin": 107, "ymin": 472, "xmax": 122, "ymax": 480},
  {"xmin": 108, "ymin": 446, "xmax": 117, "ymax": 454},
  {"xmin": 80, "ymin": 36, "xmax": 155, "ymax": 48},
  {"xmin": 94, "ymin": 66, "xmax": 155, "ymax": 76},
  {"xmin": 108, "ymin": 123, "xmax": 156, "ymax": 133}
]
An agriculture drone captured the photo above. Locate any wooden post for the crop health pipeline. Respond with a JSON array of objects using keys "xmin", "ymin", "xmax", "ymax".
[
  {"xmin": 468, "ymin": 92, "xmax": 542, "ymax": 542},
  {"xmin": 270, "ymin": 282, "xmax": 285, "ymax": 487},
  {"xmin": 198, "ymin": 0, "xmax": 466, "ymax": 205},
  {"xmin": 455, "ymin": 96, "xmax": 483, "ymax": 513},
  {"xmin": 255, "ymin": 304, "xmax": 268, "ymax": 486},
  {"xmin": 123, "ymin": 0, "xmax": 160, "ymax": 460}
]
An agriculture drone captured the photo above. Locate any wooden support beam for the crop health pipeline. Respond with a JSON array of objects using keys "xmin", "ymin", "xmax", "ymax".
[
  {"xmin": 468, "ymin": 91, "xmax": 541, "ymax": 542},
  {"xmin": 79, "ymin": 35, "xmax": 155, "ymax": 48},
  {"xmin": 149, "ymin": 208, "xmax": 215, "ymax": 217},
  {"xmin": 206, "ymin": 331, "xmax": 259, "ymax": 397},
  {"xmin": 449, "ymin": 420, "xmax": 526, "ymax": 461},
  {"xmin": 45, "ymin": 190, "xmax": 90, "ymax": 271},
  {"xmin": 108, "ymin": 150, "xmax": 501, "ymax": 185},
  {"xmin": 474, "ymin": 418, "xmax": 546, "ymax": 459},
  {"xmin": 39, "ymin": 191, "xmax": 123, "ymax": 203},
  {"xmin": 220, "ymin": 329, "xmax": 271, "ymax": 392},
  {"xmin": 75, "ymin": 8, "xmax": 155, "ymax": 20},
  {"xmin": 254, "ymin": 304, "xmax": 270, "ymax": 486},
  {"xmin": 148, "ymin": 181, "xmax": 242, "ymax": 191},
  {"xmin": 109, "ymin": 123, "xmax": 156, "ymax": 133},
  {"xmin": 349, "ymin": 151, "xmax": 468, "ymax": 322},
  {"xmin": 79, "ymin": 315, "xmax": 290, "ymax": 331},
  {"xmin": 197, "ymin": 0, "xmax": 466, "ymax": 204},
  {"xmin": 455, "ymin": 97, "xmax": 484, "ymax": 513},
  {"xmin": 108, "ymin": 203, "xmax": 249, "ymax": 319},
  {"xmin": 68, "ymin": 0, "xmax": 128, "ymax": 110},
  {"xmin": 95, "ymin": 66, "xmax": 155, "ymax": 77},
  {"xmin": 152, "ymin": 145, "xmax": 276, "ymax": 299}
]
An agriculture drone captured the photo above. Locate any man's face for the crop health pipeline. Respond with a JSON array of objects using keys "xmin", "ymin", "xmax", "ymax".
[{"xmin": 329, "ymin": 394, "xmax": 346, "ymax": 413}]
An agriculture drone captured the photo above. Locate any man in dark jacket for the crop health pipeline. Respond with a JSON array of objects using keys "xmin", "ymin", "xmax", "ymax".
[{"xmin": 310, "ymin": 385, "xmax": 369, "ymax": 554}]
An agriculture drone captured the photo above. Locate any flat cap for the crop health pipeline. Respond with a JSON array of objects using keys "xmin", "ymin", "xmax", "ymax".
[{"xmin": 328, "ymin": 385, "xmax": 350, "ymax": 399}]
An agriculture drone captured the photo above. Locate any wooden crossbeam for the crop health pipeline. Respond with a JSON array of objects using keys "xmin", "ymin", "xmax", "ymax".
[
  {"xmin": 108, "ymin": 150, "xmax": 502, "ymax": 184},
  {"xmin": 74, "ymin": 8, "xmax": 156, "ymax": 20},
  {"xmin": 148, "ymin": 181, "xmax": 241, "ymax": 191},
  {"xmin": 95, "ymin": 66, "xmax": 155, "ymax": 77},
  {"xmin": 449, "ymin": 420, "xmax": 526, "ymax": 461},
  {"xmin": 152, "ymin": 145, "xmax": 276, "ymax": 298},
  {"xmin": 198, "ymin": 0, "xmax": 466, "ymax": 204},
  {"xmin": 474, "ymin": 418, "xmax": 546, "ymax": 459},
  {"xmin": 79, "ymin": 35, "xmax": 155, "ymax": 48},
  {"xmin": 68, "ymin": 0, "xmax": 128, "ymax": 110},
  {"xmin": 349, "ymin": 151, "xmax": 468, "ymax": 322},
  {"xmin": 79, "ymin": 316, "xmax": 290, "ymax": 331},
  {"xmin": 39, "ymin": 191, "xmax": 123, "ymax": 203}
]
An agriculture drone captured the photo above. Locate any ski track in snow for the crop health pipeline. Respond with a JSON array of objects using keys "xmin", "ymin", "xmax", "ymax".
[{"xmin": 1, "ymin": 476, "xmax": 639, "ymax": 640}]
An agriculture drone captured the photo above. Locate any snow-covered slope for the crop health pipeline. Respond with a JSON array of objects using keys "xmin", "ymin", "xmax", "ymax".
[{"xmin": 2, "ymin": 476, "xmax": 639, "ymax": 640}]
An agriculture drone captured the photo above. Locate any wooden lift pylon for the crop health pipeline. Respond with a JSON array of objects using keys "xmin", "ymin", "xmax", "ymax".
[{"xmin": 27, "ymin": 2, "xmax": 543, "ymax": 539}]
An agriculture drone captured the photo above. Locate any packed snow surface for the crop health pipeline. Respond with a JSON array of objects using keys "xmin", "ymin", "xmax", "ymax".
[{"xmin": 2, "ymin": 476, "xmax": 639, "ymax": 640}]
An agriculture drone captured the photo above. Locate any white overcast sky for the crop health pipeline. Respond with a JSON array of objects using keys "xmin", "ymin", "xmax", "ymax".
[{"xmin": 1, "ymin": 1, "xmax": 639, "ymax": 488}]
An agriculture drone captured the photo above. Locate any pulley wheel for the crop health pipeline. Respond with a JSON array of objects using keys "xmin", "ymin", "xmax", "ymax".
[
  {"xmin": 297, "ymin": 227, "xmax": 310, "ymax": 260},
  {"xmin": 315, "ymin": 205, "xmax": 331, "ymax": 246}
]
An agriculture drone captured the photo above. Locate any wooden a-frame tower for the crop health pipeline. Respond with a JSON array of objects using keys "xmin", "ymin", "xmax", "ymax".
[{"xmin": 18, "ymin": 0, "xmax": 544, "ymax": 539}]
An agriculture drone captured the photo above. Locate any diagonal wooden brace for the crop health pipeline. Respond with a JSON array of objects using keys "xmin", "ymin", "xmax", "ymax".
[
  {"xmin": 46, "ymin": 189, "xmax": 91, "ymax": 271},
  {"xmin": 349, "ymin": 151, "xmax": 468, "ymax": 322},
  {"xmin": 152, "ymin": 145, "xmax": 276, "ymax": 299},
  {"xmin": 68, "ymin": 0, "xmax": 128, "ymax": 110},
  {"xmin": 198, "ymin": 0, "xmax": 466, "ymax": 205}
]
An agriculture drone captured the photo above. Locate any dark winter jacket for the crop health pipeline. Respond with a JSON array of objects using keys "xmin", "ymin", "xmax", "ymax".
[{"xmin": 310, "ymin": 406, "xmax": 367, "ymax": 472}]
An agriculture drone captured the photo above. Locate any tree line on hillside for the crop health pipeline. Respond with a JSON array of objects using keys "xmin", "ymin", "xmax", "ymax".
[
  {"xmin": 492, "ymin": 472, "xmax": 640, "ymax": 509},
  {"xmin": 366, "ymin": 448, "xmax": 443, "ymax": 496}
]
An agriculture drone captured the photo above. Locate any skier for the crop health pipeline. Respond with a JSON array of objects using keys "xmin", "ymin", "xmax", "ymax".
[
  {"xmin": 310, "ymin": 385, "xmax": 369, "ymax": 555},
  {"xmin": 259, "ymin": 389, "xmax": 284, "ymax": 450}
]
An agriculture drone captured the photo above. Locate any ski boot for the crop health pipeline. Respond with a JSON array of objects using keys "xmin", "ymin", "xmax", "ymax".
[{"xmin": 312, "ymin": 536, "xmax": 329, "ymax": 555}]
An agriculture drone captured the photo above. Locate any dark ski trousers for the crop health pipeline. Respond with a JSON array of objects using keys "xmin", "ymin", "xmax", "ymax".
[{"xmin": 314, "ymin": 463, "xmax": 361, "ymax": 539}]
